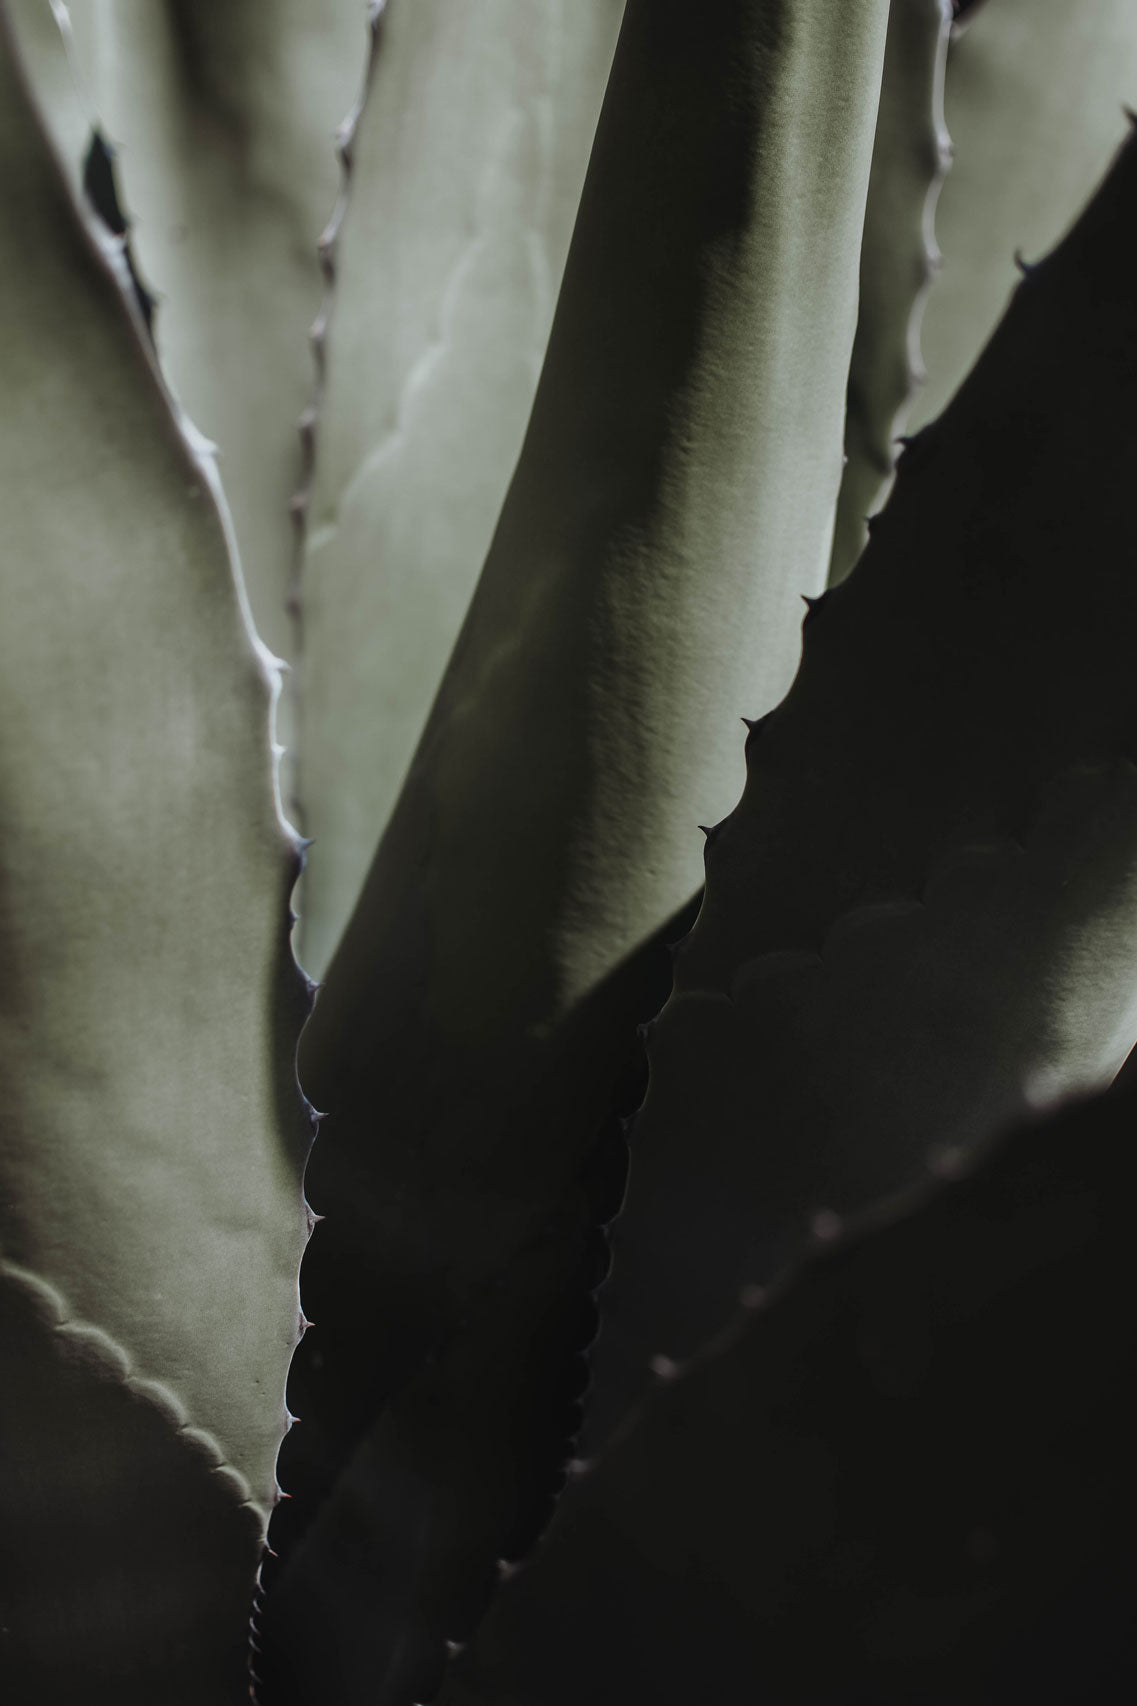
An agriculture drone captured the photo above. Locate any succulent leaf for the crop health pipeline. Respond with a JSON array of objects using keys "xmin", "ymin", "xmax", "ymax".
[
  {"xmin": 262, "ymin": 0, "xmax": 891, "ymax": 1697},
  {"xmin": 0, "ymin": 1266, "xmax": 265, "ymax": 1705},
  {"xmin": 440, "ymin": 1077, "xmax": 1137, "ymax": 1705},
  {"xmin": 830, "ymin": 0, "xmax": 953, "ymax": 584},
  {"xmin": 0, "ymin": 5, "xmax": 312, "ymax": 1687},
  {"xmin": 23, "ymin": 0, "xmax": 368, "ymax": 666},
  {"xmin": 915, "ymin": 0, "xmax": 1137, "ymax": 429},
  {"xmin": 589, "ymin": 117, "xmax": 1137, "ymax": 1442},
  {"xmin": 295, "ymin": 0, "xmax": 625, "ymax": 980}
]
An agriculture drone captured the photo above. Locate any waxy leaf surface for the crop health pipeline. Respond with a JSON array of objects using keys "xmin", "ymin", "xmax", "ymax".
[
  {"xmin": 0, "ymin": 5, "xmax": 311, "ymax": 1691},
  {"xmin": 264, "ymin": 2, "xmax": 890, "ymax": 1699}
]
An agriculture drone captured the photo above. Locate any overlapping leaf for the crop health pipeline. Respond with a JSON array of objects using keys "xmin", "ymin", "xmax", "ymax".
[
  {"xmin": 589, "ymin": 118, "xmax": 1137, "ymax": 1442},
  {"xmin": 914, "ymin": 0, "xmax": 1137, "ymax": 428},
  {"xmin": 830, "ymin": 0, "xmax": 952, "ymax": 582},
  {"xmin": 0, "ymin": 6, "xmax": 311, "ymax": 1693},
  {"xmin": 261, "ymin": 2, "xmax": 891, "ymax": 1699},
  {"xmin": 24, "ymin": 0, "xmax": 367, "ymax": 667},
  {"xmin": 441, "ymin": 1078, "xmax": 1137, "ymax": 1705},
  {"xmin": 296, "ymin": 0, "xmax": 626, "ymax": 979}
]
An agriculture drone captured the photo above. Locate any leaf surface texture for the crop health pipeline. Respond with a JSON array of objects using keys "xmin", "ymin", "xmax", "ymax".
[{"xmin": 0, "ymin": 5, "xmax": 312, "ymax": 1687}]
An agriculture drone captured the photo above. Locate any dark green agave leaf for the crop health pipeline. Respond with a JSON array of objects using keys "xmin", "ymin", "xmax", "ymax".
[
  {"xmin": 589, "ymin": 116, "xmax": 1137, "ymax": 1442},
  {"xmin": 262, "ymin": 1, "xmax": 891, "ymax": 1699},
  {"xmin": 441, "ymin": 1079, "xmax": 1137, "ymax": 1706},
  {"xmin": 0, "ymin": 7, "xmax": 311, "ymax": 1694}
]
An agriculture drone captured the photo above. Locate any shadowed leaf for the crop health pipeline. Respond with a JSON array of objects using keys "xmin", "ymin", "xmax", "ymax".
[
  {"xmin": 590, "ymin": 120, "xmax": 1137, "ymax": 1437},
  {"xmin": 443, "ymin": 1080, "xmax": 1137, "ymax": 1706},
  {"xmin": 261, "ymin": 1, "xmax": 891, "ymax": 1698}
]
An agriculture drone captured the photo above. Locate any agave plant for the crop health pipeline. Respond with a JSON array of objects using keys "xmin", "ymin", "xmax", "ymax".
[{"xmin": 3, "ymin": 0, "xmax": 1137, "ymax": 1701}]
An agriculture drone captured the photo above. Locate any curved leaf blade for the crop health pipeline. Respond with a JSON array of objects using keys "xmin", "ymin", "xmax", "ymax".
[
  {"xmin": 265, "ymin": 0, "xmax": 891, "ymax": 1698},
  {"xmin": 914, "ymin": 0, "xmax": 1137, "ymax": 429},
  {"xmin": 32, "ymin": 0, "xmax": 368, "ymax": 664},
  {"xmin": 830, "ymin": 0, "xmax": 952, "ymax": 583},
  {"xmin": 589, "ymin": 117, "xmax": 1137, "ymax": 1439},
  {"xmin": 442, "ymin": 1078, "xmax": 1137, "ymax": 1705},
  {"xmin": 297, "ymin": 0, "xmax": 625, "ymax": 978},
  {"xmin": 0, "ymin": 6, "xmax": 312, "ymax": 1686}
]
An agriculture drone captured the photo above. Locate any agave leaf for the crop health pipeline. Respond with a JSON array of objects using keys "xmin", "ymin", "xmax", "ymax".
[
  {"xmin": 829, "ymin": 0, "xmax": 952, "ymax": 584},
  {"xmin": 440, "ymin": 1079, "xmax": 1137, "ymax": 1706},
  {"xmin": 0, "ymin": 1267, "xmax": 266, "ymax": 1705},
  {"xmin": 262, "ymin": 893, "xmax": 698, "ymax": 1706},
  {"xmin": 296, "ymin": 0, "xmax": 625, "ymax": 979},
  {"xmin": 588, "ymin": 118, "xmax": 1137, "ymax": 1441},
  {"xmin": 914, "ymin": 0, "xmax": 1137, "ymax": 429},
  {"xmin": 22, "ymin": 0, "xmax": 367, "ymax": 667},
  {"xmin": 0, "ymin": 6, "xmax": 311, "ymax": 1690},
  {"xmin": 262, "ymin": 1, "xmax": 891, "ymax": 1698},
  {"xmin": 592, "ymin": 764, "xmax": 1137, "ymax": 1441}
]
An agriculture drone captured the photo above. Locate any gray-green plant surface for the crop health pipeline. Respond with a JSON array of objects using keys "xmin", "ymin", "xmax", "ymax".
[{"xmin": 1, "ymin": 1, "xmax": 1136, "ymax": 1702}]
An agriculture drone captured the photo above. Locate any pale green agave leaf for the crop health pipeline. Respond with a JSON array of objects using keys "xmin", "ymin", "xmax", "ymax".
[
  {"xmin": 0, "ymin": 6, "xmax": 311, "ymax": 1693},
  {"xmin": 829, "ymin": 0, "xmax": 952, "ymax": 584},
  {"xmin": 296, "ymin": 0, "xmax": 626, "ymax": 980},
  {"xmin": 25, "ymin": 0, "xmax": 368, "ymax": 666},
  {"xmin": 439, "ymin": 1078, "xmax": 1137, "ymax": 1704},
  {"xmin": 262, "ymin": 3, "xmax": 891, "ymax": 1699},
  {"xmin": 588, "ymin": 118, "xmax": 1137, "ymax": 1440},
  {"xmin": 914, "ymin": 0, "xmax": 1137, "ymax": 429}
]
